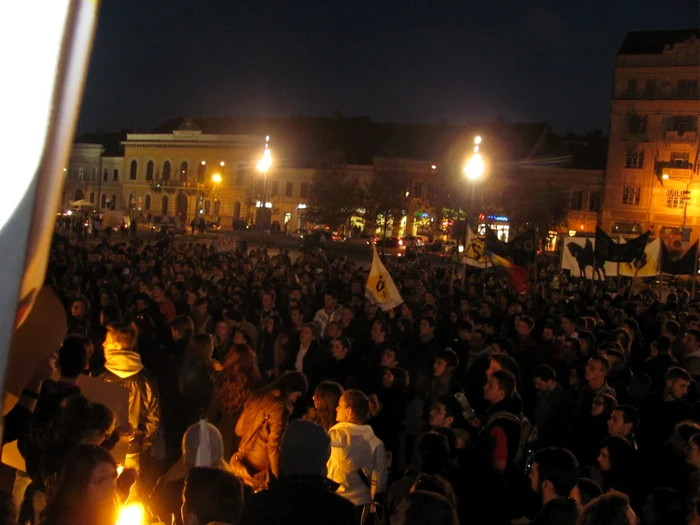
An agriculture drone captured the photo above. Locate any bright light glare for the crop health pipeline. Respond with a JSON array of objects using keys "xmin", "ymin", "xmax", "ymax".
[
  {"xmin": 116, "ymin": 504, "xmax": 144, "ymax": 525},
  {"xmin": 66, "ymin": 210, "xmax": 72, "ymax": 216},
  {"xmin": 431, "ymin": 165, "xmax": 437, "ymax": 170},
  {"xmin": 201, "ymin": 160, "xmax": 206, "ymax": 165},
  {"xmin": 219, "ymin": 161, "xmax": 225, "ymax": 167},
  {"xmin": 474, "ymin": 136, "xmax": 482, "ymax": 145},
  {"xmin": 662, "ymin": 173, "xmax": 669, "ymax": 180},
  {"xmin": 212, "ymin": 173, "xmax": 222, "ymax": 184},
  {"xmin": 464, "ymin": 153, "xmax": 485, "ymax": 180},
  {"xmin": 257, "ymin": 149, "xmax": 272, "ymax": 172}
]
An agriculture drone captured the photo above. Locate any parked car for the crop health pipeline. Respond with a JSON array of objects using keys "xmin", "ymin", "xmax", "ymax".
[
  {"xmin": 345, "ymin": 233, "xmax": 373, "ymax": 245},
  {"xmin": 441, "ymin": 239, "xmax": 459, "ymax": 255},
  {"xmin": 401, "ymin": 235, "xmax": 425, "ymax": 247},
  {"xmin": 375, "ymin": 237, "xmax": 406, "ymax": 256}
]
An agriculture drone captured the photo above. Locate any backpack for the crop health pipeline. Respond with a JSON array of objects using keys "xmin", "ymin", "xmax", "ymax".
[{"xmin": 486, "ymin": 411, "xmax": 536, "ymax": 469}]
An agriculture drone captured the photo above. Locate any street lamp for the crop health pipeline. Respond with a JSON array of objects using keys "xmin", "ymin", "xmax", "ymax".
[
  {"xmin": 461, "ymin": 135, "xmax": 486, "ymax": 286},
  {"xmin": 257, "ymin": 148, "xmax": 272, "ymax": 226},
  {"xmin": 211, "ymin": 173, "xmax": 222, "ymax": 185}
]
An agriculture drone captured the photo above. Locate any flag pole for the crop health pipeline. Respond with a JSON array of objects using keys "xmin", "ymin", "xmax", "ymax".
[{"xmin": 616, "ymin": 262, "xmax": 621, "ymax": 296}]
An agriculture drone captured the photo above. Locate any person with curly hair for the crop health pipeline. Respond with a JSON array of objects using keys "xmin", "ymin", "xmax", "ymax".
[
  {"xmin": 209, "ymin": 344, "xmax": 262, "ymax": 459},
  {"xmin": 577, "ymin": 491, "xmax": 637, "ymax": 525}
]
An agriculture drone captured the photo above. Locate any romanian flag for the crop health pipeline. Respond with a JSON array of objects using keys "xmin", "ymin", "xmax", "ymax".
[{"xmin": 488, "ymin": 252, "xmax": 529, "ymax": 294}]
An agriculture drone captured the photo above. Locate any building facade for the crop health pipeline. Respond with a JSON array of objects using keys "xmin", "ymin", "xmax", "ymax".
[{"xmin": 602, "ymin": 29, "xmax": 700, "ymax": 243}]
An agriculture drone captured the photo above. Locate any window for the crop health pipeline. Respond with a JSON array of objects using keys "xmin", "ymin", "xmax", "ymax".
[
  {"xmin": 214, "ymin": 200, "xmax": 221, "ymax": 217},
  {"xmin": 129, "ymin": 160, "xmax": 137, "ymax": 180},
  {"xmin": 644, "ymin": 79, "xmax": 655, "ymax": 99},
  {"xmin": 91, "ymin": 167, "xmax": 97, "ymax": 181},
  {"xmin": 146, "ymin": 160, "xmax": 154, "ymax": 181},
  {"xmin": 675, "ymin": 116, "xmax": 696, "ymax": 132},
  {"xmin": 413, "ymin": 182, "xmax": 424, "ymax": 198},
  {"xmin": 570, "ymin": 190, "xmax": 584, "ymax": 211},
  {"xmin": 100, "ymin": 194, "xmax": 107, "ymax": 209},
  {"xmin": 625, "ymin": 150, "xmax": 644, "ymax": 169},
  {"xmin": 628, "ymin": 115, "xmax": 647, "ymax": 133},
  {"xmin": 670, "ymin": 152, "xmax": 691, "ymax": 168},
  {"xmin": 103, "ymin": 169, "xmax": 108, "ymax": 182},
  {"xmin": 162, "ymin": 196, "xmax": 169, "ymax": 215},
  {"xmin": 204, "ymin": 200, "xmax": 211, "ymax": 215},
  {"xmin": 197, "ymin": 162, "xmax": 206, "ymax": 182},
  {"xmin": 162, "ymin": 161, "xmax": 171, "ymax": 181},
  {"xmin": 300, "ymin": 182, "xmax": 309, "ymax": 198},
  {"xmin": 285, "ymin": 182, "xmax": 293, "ymax": 197},
  {"xmin": 233, "ymin": 201, "xmax": 241, "ymax": 220},
  {"xmin": 622, "ymin": 186, "xmax": 641, "ymax": 206},
  {"xmin": 589, "ymin": 191, "xmax": 601, "ymax": 212},
  {"xmin": 111, "ymin": 194, "xmax": 117, "ymax": 210},
  {"xmin": 145, "ymin": 195, "xmax": 151, "ymax": 210},
  {"xmin": 679, "ymin": 79, "xmax": 698, "ymax": 99},
  {"xmin": 270, "ymin": 181, "xmax": 279, "ymax": 196},
  {"xmin": 113, "ymin": 169, "xmax": 119, "ymax": 181},
  {"xmin": 129, "ymin": 192, "xmax": 136, "ymax": 209},
  {"xmin": 78, "ymin": 167, "xmax": 85, "ymax": 180},
  {"xmin": 625, "ymin": 79, "xmax": 638, "ymax": 99},
  {"xmin": 666, "ymin": 189, "xmax": 688, "ymax": 209},
  {"xmin": 89, "ymin": 192, "xmax": 95, "ymax": 204},
  {"xmin": 180, "ymin": 161, "xmax": 189, "ymax": 182},
  {"xmin": 236, "ymin": 164, "xmax": 245, "ymax": 185}
]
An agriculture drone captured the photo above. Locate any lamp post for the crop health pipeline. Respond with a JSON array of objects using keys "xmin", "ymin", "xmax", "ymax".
[
  {"xmin": 461, "ymin": 135, "xmax": 485, "ymax": 288},
  {"xmin": 257, "ymin": 144, "xmax": 272, "ymax": 227}
]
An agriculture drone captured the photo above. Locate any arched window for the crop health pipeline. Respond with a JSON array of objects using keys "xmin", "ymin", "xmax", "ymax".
[
  {"xmin": 163, "ymin": 161, "xmax": 171, "ymax": 182},
  {"xmin": 74, "ymin": 189, "xmax": 84, "ymax": 201},
  {"xmin": 236, "ymin": 163, "xmax": 245, "ymax": 185},
  {"xmin": 100, "ymin": 194, "xmax": 107, "ymax": 209},
  {"xmin": 162, "ymin": 196, "xmax": 169, "ymax": 215},
  {"xmin": 145, "ymin": 195, "xmax": 151, "ymax": 210},
  {"xmin": 196, "ymin": 195, "xmax": 204, "ymax": 213},
  {"xmin": 233, "ymin": 201, "xmax": 241, "ymax": 220},
  {"xmin": 111, "ymin": 194, "xmax": 117, "ymax": 210},
  {"xmin": 146, "ymin": 160, "xmax": 154, "ymax": 181},
  {"xmin": 128, "ymin": 192, "xmax": 136, "ymax": 210},
  {"xmin": 129, "ymin": 160, "xmax": 137, "ymax": 180},
  {"xmin": 180, "ymin": 161, "xmax": 189, "ymax": 183},
  {"xmin": 213, "ymin": 199, "xmax": 221, "ymax": 217},
  {"xmin": 197, "ymin": 162, "xmax": 206, "ymax": 183}
]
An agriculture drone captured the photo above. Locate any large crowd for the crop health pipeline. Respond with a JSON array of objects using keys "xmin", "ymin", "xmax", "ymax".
[{"xmin": 2, "ymin": 232, "xmax": 700, "ymax": 525}]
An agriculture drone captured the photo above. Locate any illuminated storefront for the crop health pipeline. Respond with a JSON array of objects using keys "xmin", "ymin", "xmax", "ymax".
[{"xmin": 476, "ymin": 214, "xmax": 510, "ymax": 242}]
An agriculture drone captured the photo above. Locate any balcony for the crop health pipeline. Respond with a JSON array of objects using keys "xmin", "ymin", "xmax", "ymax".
[{"xmin": 666, "ymin": 130, "xmax": 697, "ymax": 142}]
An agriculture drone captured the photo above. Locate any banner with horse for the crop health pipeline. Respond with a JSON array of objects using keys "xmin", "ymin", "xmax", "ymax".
[{"xmin": 562, "ymin": 237, "xmax": 618, "ymax": 279}]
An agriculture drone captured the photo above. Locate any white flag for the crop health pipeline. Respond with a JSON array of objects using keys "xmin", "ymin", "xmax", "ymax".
[
  {"xmin": 366, "ymin": 242, "xmax": 404, "ymax": 311},
  {"xmin": 462, "ymin": 228, "xmax": 491, "ymax": 268}
]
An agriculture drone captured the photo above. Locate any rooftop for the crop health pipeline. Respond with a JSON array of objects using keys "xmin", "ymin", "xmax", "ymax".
[{"xmin": 619, "ymin": 28, "xmax": 700, "ymax": 55}]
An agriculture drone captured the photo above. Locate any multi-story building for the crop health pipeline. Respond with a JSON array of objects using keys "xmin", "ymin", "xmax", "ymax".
[{"xmin": 602, "ymin": 29, "xmax": 700, "ymax": 243}]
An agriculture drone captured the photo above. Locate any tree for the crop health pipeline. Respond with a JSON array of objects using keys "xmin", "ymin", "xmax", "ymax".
[
  {"xmin": 306, "ymin": 162, "xmax": 365, "ymax": 230},
  {"xmin": 365, "ymin": 160, "xmax": 410, "ymax": 238},
  {"xmin": 508, "ymin": 182, "xmax": 568, "ymax": 248}
]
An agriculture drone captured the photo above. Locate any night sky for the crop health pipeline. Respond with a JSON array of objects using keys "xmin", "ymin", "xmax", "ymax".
[{"xmin": 76, "ymin": 0, "xmax": 699, "ymax": 136}]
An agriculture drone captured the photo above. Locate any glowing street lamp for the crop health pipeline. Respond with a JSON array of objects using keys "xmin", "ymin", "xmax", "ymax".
[
  {"xmin": 211, "ymin": 173, "xmax": 222, "ymax": 185},
  {"xmin": 257, "ymin": 147, "xmax": 273, "ymax": 227},
  {"xmin": 461, "ymin": 135, "xmax": 486, "ymax": 288}
]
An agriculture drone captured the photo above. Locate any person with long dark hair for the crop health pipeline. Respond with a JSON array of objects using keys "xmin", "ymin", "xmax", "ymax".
[
  {"xmin": 209, "ymin": 344, "xmax": 262, "ymax": 459},
  {"xmin": 304, "ymin": 381, "xmax": 344, "ymax": 431},
  {"xmin": 39, "ymin": 445, "xmax": 119, "ymax": 525},
  {"xmin": 179, "ymin": 333, "xmax": 217, "ymax": 428}
]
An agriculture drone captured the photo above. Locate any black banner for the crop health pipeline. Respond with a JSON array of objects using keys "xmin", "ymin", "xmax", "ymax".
[
  {"xmin": 594, "ymin": 227, "xmax": 650, "ymax": 263},
  {"xmin": 662, "ymin": 240, "xmax": 698, "ymax": 275},
  {"xmin": 485, "ymin": 227, "xmax": 537, "ymax": 267}
]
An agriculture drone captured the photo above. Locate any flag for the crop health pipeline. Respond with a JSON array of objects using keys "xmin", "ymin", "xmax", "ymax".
[
  {"xmin": 594, "ymin": 227, "xmax": 650, "ymax": 263},
  {"xmin": 562, "ymin": 237, "xmax": 618, "ymax": 279},
  {"xmin": 485, "ymin": 227, "xmax": 536, "ymax": 267},
  {"xmin": 662, "ymin": 240, "xmax": 698, "ymax": 275},
  {"xmin": 619, "ymin": 238, "xmax": 662, "ymax": 277},
  {"xmin": 462, "ymin": 228, "xmax": 491, "ymax": 268},
  {"xmin": 212, "ymin": 235, "xmax": 236, "ymax": 253},
  {"xmin": 508, "ymin": 228, "xmax": 537, "ymax": 267},
  {"xmin": 366, "ymin": 242, "xmax": 404, "ymax": 310},
  {"xmin": 484, "ymin": 227, "xmax": 508, "ymax": 258},
  {"xmin": 489, "ymin": 252, "xmax": 529, "ymax": 294}
]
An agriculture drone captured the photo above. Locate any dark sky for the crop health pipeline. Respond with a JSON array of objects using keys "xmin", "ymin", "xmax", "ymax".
[{"xmin": 76, "ymin": 0, "xmax": 699, "ymax": 136}]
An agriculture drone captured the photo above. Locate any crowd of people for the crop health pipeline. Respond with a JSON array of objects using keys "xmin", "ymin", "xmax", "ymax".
[{"xmin": 3, "ymin": 231, "xmax": 700, "ymax": 525}]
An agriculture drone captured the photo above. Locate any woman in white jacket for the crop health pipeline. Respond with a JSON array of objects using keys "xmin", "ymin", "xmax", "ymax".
[{"xmin": 327, "ymin": 390, "xmax": 388, "ymax": 509}]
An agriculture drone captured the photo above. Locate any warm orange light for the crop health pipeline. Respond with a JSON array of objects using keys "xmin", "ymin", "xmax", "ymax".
[{"xmin": 212, "ymin": 173, "xmax": 222, "ymax": 184}]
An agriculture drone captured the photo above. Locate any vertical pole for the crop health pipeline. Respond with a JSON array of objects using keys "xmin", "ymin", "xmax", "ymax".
[
  {"xmin": 616, "ymin": 261, "xmax": 621, "ymax": 296},
  {"xmin": 693, "ymin": 242, "xmax": 699, "ymax": 298}
]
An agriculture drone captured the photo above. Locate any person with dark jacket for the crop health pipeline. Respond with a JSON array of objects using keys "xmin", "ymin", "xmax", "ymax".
[
  {"xmin": 528, "ymin": 447, "xmax": 579, "ymax": 525},
  {"xmin": 282, "ymin": 323, "xmax": 330, "ymax": 392},
  {"xmin": 532, "ymin": 365, "xmax": 569, "ymax": 449},
  {"xmin": 98, "ymin": 323, "xmax": 160, "ymax": 472},
  {"xmin": 240, "ymin": 419, "xmax": 355, "ymax": 525}
]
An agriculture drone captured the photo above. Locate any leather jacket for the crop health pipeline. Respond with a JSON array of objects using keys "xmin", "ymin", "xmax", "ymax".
[
  {"xmin": 99, "ymin": 369, "xmax": 160, "ymax": 454},
  {"xmin": 234, "ymin": 388, "xmax": 290, "ymax": 479}
]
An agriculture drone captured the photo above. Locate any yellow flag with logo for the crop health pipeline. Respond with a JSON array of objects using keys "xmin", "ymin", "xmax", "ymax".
[
  {"xmin": 462, "ymin": 228, "xmax": 492, "ymax": 268},
  {"xmin": 366, "ymin": 242, "xmax": 404, "ymax": 311}
]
